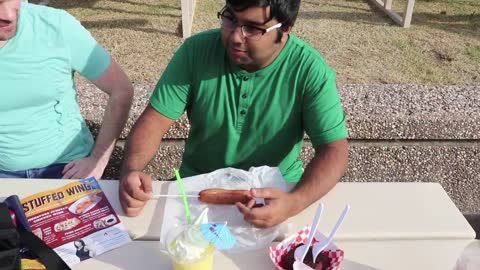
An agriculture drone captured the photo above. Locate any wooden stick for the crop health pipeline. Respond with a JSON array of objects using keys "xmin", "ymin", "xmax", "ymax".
[{"xmin": 151, "ymin": 194, "xmax": 199, "ymax": 199}]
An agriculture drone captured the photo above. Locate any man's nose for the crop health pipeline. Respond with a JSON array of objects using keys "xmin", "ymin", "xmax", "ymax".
[
  {"xmin": 229, "ymin": 25, "xmax": 245, "ymax": 44},
  {"xmin": 0, "ymin": 7, "xmax": 16, "ymax": 22}
]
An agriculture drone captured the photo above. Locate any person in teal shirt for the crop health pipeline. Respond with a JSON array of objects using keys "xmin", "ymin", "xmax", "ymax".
[
  {"xmin": 120, "ymin": 0, "xmax": 348, "ymax": 228},
  {"xmin": 0, "ymin": 0, "xmax": 133, "ymax": 180}
]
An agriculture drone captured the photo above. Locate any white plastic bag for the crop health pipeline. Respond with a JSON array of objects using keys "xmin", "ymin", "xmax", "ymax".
[
  {"xmin": 159, "ymin": 166, "xmax": 292, "ymax": 253},
  {"xmin": 453, "ymin": 240, "xmax": 480, "ymax": 270}
]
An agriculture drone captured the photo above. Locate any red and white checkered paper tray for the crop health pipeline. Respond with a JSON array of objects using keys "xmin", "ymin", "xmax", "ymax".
[{"xmin": 269, "ymin": 226, "xmax": 344, "ymax": 270}]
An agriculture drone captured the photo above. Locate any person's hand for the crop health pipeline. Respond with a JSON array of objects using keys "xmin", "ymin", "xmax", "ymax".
[
  {"xmin": 236, "ymin": 187, "xmax": 297, "ymax": 228},
  {"xmin": 119, "ymin": 171, "xmax": 153, "ymax": 216},
  {"xmin": 62, "ymin": 156, "xmax": 107, "ymax": 180}
]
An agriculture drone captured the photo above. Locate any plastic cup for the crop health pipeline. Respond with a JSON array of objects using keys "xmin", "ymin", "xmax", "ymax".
[{"xmin": 166, "ymin": 225, "xmax": 215, "ymax": 270}]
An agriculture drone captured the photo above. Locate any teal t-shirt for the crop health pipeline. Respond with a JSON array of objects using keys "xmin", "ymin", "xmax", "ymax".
[
  {"xmin": 150, "ymin": 29, "xmax": 347, "ymax": 182},
  {"xmin": 0, "ymin": 3, "xmax": 111, "ymax": 171}
]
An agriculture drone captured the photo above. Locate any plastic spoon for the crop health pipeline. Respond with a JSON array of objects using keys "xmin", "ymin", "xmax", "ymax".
[
  {"xmin": 293, "ymin": 261, "xmax": 315, "ymax": 270},
  {"xmin": 293, "ymin": 202, "xmax": 324, "ymax": 265},
  {"xmin": 311, "ymin": 204, "xmax": 351, "ymax": 262}
]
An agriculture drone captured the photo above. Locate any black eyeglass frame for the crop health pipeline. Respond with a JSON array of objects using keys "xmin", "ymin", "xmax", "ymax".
[{"xmin": 217, "ymin": 7, "xmax": 283, "ymax": 40}]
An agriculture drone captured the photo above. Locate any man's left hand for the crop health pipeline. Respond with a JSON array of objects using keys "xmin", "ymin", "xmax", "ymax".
[
  {"xmin": 62, "ymin": 156, "xmax": 107, "ymax": 180},
  {"xmin": 236, "ymin": 187, "xmax": 297, "ymax": 228}
]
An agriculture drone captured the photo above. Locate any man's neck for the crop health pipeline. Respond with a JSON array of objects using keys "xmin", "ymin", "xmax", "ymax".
[{"xmin": 0, "ymin": 40, "xmax": 7, "ymax": 49}]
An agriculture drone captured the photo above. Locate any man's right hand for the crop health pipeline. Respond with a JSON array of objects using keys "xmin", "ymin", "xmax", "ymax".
[{"xmin": 119, "ymin": 171, "xmax": 153, "ymax": 216}]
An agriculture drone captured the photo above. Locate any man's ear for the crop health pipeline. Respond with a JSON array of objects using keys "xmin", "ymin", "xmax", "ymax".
[
  {"xmin": 281, "ymin": 25, "xmax": 292, "ymax": 33},
  {"xmin": 279, "ymin": 25, "xmax": 292, "ymax": 42}
]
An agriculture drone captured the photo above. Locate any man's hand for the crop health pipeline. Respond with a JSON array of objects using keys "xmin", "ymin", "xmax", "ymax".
[
  {"xmin": 236, "ymin": 187, "xmax": 298, "ymax": 228},
  {"xmin": 119, "ymin": 171, "xmax": 153, "ymax": 216},
  {"xmin": 62, "ymin": 156, "xmax": 107, "ymax": 180}
]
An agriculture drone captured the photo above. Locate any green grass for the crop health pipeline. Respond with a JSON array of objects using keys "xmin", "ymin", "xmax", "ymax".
[
  {"xmin": 466, "ymin": 46, "xmax": 480, "ymax": 63},
  {"xmin": 33, "ymin": 0, "xmax": 479, "ymax": 85}
]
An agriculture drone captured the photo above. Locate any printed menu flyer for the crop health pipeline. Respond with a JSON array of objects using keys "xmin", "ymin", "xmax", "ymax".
[{"xmin": 20, "ymin": 177, "xmax": 131, "ymax": 267}]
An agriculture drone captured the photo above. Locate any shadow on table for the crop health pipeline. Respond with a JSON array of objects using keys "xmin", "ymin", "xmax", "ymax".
[
  {"xmin": 139, "ymin": 183, "xmax": 170, "ymax": 240},
  {"xmin": 98, "ymin": 179, "xmax": 169, "ymax": 240},
  {"xmin": 340, "ymin": 259, "xmax": 383, "ymax": 270},
  {"xmin": 81, "ymin": 241, "xmax": 172, "ymax": 269},
  {"xmin": 223, "ymin": 250, "xmax": 382, "ymax": 270}
]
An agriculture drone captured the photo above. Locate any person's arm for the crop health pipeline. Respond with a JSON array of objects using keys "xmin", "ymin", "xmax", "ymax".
[
  {"xmin": 237, "ymin": 138, "xmax": 348, "ymax": 228},
  {"xmin": 119, "ymin": 105, "xmax": 176, "ymax": 216},
  {"xmin": 290, "ymin": 138, "xmax": 348, "ymax": 212},
  {"xmin": 62, "ymin": 58, "xmax": 133, "ymax": 180},
  {"xmin": 118, "ymin": 34, "xmax": 196, "ymax": 216}
]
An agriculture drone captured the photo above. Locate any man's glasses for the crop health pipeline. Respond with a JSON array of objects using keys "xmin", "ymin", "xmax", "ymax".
[{"xmin": 217, "ymin": 8, "xmax": 282, "ymax": 41}]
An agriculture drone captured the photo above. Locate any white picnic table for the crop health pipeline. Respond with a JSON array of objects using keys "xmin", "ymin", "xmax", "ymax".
[{"xmin": 0, "ymin": 180, "xmax": 475, "ymax": 269}]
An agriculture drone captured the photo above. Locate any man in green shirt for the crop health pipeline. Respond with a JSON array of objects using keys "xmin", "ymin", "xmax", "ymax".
[
  {"xmin": 0, "ymin": 0, "xmax": 133, "ymax": 180},
  {"xmin": 120, "ymin": 0, "xmax": 348, "ymax": 228}
]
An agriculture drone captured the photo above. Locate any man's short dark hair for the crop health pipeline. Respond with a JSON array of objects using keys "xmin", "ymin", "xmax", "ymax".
[
  {"xmin": 226, "ymin": 0, "xmax": 300, "ymax": 27},
  {"xmin": 225, "ymin": 0, "xmax": 300, "ymax": 42}
]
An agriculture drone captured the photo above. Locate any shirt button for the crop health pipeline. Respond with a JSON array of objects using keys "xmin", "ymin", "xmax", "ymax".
[
  {"xmin": 242, "ymin": 94, "xmax": 247, "ymax": 99},
  {"xmin": 242, "ymin": 77, "xmax": 249, "ymax": 81},
  {"xmin": 240, "ymin": 110, "xmax": 246, "ymax": 115}
]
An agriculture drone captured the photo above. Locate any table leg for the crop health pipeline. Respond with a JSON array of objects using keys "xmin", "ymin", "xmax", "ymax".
[
  {"xmin": 384, "ymin": 0, "xmax": 392, "ymax": 10},
  {"xmin": 181, "ymin": 0, "xmax": 196, "ymax": 39},
  {"xmin": 368, "ymin": 0, "xmax": 415, "ymax": 28},
  {"xmin": 402, "ymin": 0, "xmax": 416, "ymax": 27}
]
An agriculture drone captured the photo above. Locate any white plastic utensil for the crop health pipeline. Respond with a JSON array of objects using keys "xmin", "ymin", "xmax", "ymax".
[
  {"xmin": 311, "ymin": 204, "xmax": 350, "ymax": 262},
  {"xmin": 294, "ymin": 203, "xmax": 324, "ymax": 264},
  {"xmin": 293, "ymin": 260, "xmax": 315, "ymax": 270}
]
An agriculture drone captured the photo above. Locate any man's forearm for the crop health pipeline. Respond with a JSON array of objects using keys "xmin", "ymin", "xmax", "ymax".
[
  {"xmin": 120, "ymin": 126, "xmax": 162, "ymax": 177},
  {"xmin": 90, "ymin": 88, "xmax": 133, "ymax": 166},
  {"xmin": 120, "ymin": 105, "xmax": 175, "ymax": 177},
  {"xmin": 289, "ymin": 138, "xmax": 349, "ymax": 216},
  {"xmin": 87, "ymin": 59, "xmax": 134, "ymax": 169}
]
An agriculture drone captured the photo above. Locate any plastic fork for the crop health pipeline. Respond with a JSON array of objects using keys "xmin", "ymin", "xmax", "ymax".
[{"xmin": 293, "ymin": 203, "xmax": 324, "ymax": 264}]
